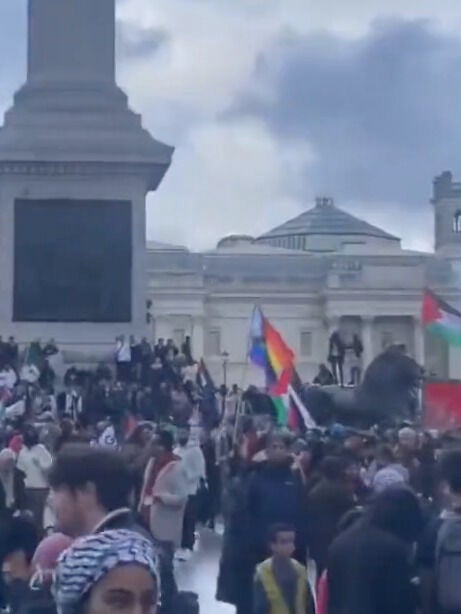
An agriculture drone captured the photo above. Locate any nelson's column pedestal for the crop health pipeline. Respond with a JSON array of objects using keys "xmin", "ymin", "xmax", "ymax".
[{"xmin": 0, "ymin": 0, "xmax": 173, "ymax": 351}]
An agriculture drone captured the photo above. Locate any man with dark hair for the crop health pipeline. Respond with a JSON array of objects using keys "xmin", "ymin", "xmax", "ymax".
[
  {"xmin": 253, "ymin": 523, "xmax": 314, "ymax": 614},
  {"xmin": 49, "ymin": 444, "xmax": 178, "ymax": 613},
  {"xmin": 49, "ymin": 445, "xmax": 132, "ymax": 536}
]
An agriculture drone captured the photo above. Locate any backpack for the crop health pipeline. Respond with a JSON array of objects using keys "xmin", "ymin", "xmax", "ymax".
[{"xmin": 436, "ymin": 517, "xmax": 461, "ymax": 612}]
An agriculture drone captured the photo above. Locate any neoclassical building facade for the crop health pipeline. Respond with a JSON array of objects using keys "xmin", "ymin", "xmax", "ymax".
[{"xmin": 148, "ymin": 171, "xmax": 461, "ymax": 386}]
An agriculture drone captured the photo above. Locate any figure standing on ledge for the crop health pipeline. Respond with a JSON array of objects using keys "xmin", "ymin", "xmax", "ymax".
[
  {"xmin": 328, "ymin": 330, "xmax": 346, "ymax": 386},
  {"xmin": 345, "ymin": 333, "xmax": 363, "ymax": 386}
]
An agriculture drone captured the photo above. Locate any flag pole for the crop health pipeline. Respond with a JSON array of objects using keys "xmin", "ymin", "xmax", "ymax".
[{"xmin": 233, "ymin": 303, "xmax": 260, "ymax": 445}]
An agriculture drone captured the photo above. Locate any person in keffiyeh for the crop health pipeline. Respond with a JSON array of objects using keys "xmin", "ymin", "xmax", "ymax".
[{"xmin": 53, "ymin": 529, "xmax": 160, "ymax": 614}]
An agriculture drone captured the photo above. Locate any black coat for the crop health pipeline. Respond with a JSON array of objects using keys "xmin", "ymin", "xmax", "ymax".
[
  {"xmin": 216, "ymin": 474, "xmax": 254, "ymax": 610},
  {"xmin": 306, "ymin": 479, "xmax": 354, "ymax": 574},
  {"xmin": 327, "ymin": 522, "xmax": 417, "ymax": 614},
  {"xmin": 328, "ymin": 332, "xmax": 346, "ymax": 362},
  {"xmin": 216, "ymin": 462, "xmax": 307, "ymax": 612},
  {"xmin": 247, "ymin": 462, "xmax": 307, "ymax": 560}
]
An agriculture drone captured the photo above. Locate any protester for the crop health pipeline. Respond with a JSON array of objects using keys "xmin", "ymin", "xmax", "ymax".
[
  {"xmin": 115, "ymin": 335, "xmax": 132, "ymax": 383},
  {"xmin": 139, "ymin": 430, "xmax": 188, "ymax": 552},
  {"xmin": 121, "ymin": 422, "xmax": 155, "ymax": 503},
  {"xmin": 328, "ymin": 486, "xmax": 423, "ymax": 614},
  {"xmin": 0, "ymin": 363, "xmax": 18, "ymax": 390},
  {"xmin": 54, "ymin": 529, "xmax": 160, "ymax": 614},
  {"xmin": 397, "ymin": 426, "xmax": 421, "ymax": 488},
  {"xmin": 1, "ymin": 516, "xmax": 40, "ymax": 614},
  {"xmin": 57, "ymin": 385, "xmax": 84, "ymax": 424},
  {"xmin": 418, "ymin": 448, "xmax": 461, "ymax": 614},
  {"xmin": 0, "ymin": 430, "xmax": 16, "ymax": 509},
  {"xmin": 217, "ymin": 431, "xmax": 307, "ymax": 613},
  {"xmin": 49, "ymin": 444, "xmax": 178, "ymax": 613},
  {"xmin": 371, "ymin": 444, "xmax": 408, "ymax": 493},
  {"xmin": 6, "ymin": 532, "xmax": 75, "ymax": 614},
  {"xmin": 17, "ymin": 424, "xmax": 53, "ymax": 530},
  {"xmin": 313, "ymin": 364, "xmax": 334, "ymax": 386},
  {"xmin": 316, "ymin": 507, "xmax": 364, "ymax": 614},
  {"xmin": 174, "ymin": 425, "xmax": 206, "ymax": 561},
  {"xmin": 253, "ymin": 523, "xmax": 314, "ymax": 614},
  {"xmin": 306, "ymin": 456, "xmax": 354, "ymax": 576}
]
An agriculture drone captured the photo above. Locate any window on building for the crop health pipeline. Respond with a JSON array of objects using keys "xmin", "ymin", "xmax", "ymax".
[
  {"xmin": 381, "ymin": 330, "xmax": 393, "ymax": 350},
  {"xmin": 172, "ymin": 328, "xmax": 185, "ymax": 348},
  {"xmin": 206, "ymin": 329, "xmax": 221, "ymax": 356},
  {"xmin": 300, "ymin": 331, "xmax": 313, "ymax": 356},
  {"xmin": 453, "ymin": 211, "xmax": 461, "ymax": 233}
]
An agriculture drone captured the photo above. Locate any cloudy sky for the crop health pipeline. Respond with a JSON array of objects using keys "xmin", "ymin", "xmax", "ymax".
[{"xmin": 2, "ymin": 1, "xmax": 461, "ymax": 251}]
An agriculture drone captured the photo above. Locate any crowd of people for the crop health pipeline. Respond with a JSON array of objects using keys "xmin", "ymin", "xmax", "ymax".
[
  {"xmin": 0, "ymin": 333, "xmax": 235, "ymax": 614},
  {"xmin": 0, "ymin": 333, "xmax": 460, "ymax": 614}
]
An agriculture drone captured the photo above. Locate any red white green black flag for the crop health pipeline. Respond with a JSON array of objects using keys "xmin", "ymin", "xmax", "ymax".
[{"xmin": 422, "ymin": 288, "xmax": 461, "ymax": 347}]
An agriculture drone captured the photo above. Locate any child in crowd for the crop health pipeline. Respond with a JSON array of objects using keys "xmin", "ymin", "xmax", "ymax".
[{"xmin": 253, "ymin": 524, "xmax": 314, "ymax": 614}]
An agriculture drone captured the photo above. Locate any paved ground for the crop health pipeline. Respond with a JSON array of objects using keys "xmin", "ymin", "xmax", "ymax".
[
  {"xmin": 175, "ymin": 529, "xmax": 233, "ymax": 613},
  {"xmin": 176, "ymin": 529, "xmax": 317, "ymax": 613}
]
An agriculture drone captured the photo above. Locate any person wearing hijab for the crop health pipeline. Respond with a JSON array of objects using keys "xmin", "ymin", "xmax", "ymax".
[{"xmin": 54, "ymin": 529, "xmax": 160, "ymax": 614}]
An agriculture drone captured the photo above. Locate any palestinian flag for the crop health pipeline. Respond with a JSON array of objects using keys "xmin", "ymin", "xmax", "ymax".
[{"xmin": 422, "ymin": 288, "xmax": 461, "ymax": 346}]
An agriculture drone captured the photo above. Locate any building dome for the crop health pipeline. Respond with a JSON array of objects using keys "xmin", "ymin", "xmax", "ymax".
[{"xmin": 256, "ymin": 197, "xmax": 400, "ymax": 253}]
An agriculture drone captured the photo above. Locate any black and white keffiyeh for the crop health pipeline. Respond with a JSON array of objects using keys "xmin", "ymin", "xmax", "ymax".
[{"xmin": 53, "ymin": 529, "xmax": 159, "ymax": 614}]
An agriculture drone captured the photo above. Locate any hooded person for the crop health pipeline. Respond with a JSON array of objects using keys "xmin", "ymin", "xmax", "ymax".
[{"xmin": 328, "ymin": 486, "xmax": 423, "ymax": 614}]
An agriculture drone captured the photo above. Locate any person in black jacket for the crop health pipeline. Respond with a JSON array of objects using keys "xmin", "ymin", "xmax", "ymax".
[
  {"xmin": 328, "ymin": 331, "xmax": 346, "ymax": 387},
  {"xmin": 328, "ymin": 486, "xmax": 423, "ymax": 614},
  {"xmin": 306, "ymin": 456, "xmax": 355, "ymax": 576},
  {"xmin": 217, "ymin": 432, "xmax": 307, "ymax": 614},
  {"xmin": 246, "ymin": 431, "xmax": 307, "ymax": 564}
]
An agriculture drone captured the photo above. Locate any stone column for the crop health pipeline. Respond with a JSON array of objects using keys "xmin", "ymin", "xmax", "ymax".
[
  {"xmin": 28, "ymin": 0, "xmax": 115, "ymax": 84},
  {"xmin": 361, "ymin": 316, "xmax": 374, "ymax": 368},
  {"xmin": 192, "ymin": 317, "xmax": 205, "ymax": 360},
  {"xmin": 413, "ymin": 317, "xmax": 425, "ymax": 367}
]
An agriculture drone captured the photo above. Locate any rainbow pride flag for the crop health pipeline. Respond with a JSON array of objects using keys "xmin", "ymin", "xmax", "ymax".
[
  {"xmin": 248, "ymin": 307, "xmax": 316, "ymax": 429},
  {"xmin": 248, "ymin": 306, "xmax": 295, "ymax": 391}
]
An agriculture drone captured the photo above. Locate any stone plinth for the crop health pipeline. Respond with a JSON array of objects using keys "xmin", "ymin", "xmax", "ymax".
[{"xmin": 0, "ymin": 0, "xmax": 173, "ymax": 344}]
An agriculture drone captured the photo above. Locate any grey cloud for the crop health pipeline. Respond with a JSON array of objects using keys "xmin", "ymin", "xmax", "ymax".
[
  {"xmin": 234, "ymin": 19, "xmax": 461, "ymax": 210},
  {"xmin": 116, "ymin": 22, "xmax": 170, "ymax": 59}
]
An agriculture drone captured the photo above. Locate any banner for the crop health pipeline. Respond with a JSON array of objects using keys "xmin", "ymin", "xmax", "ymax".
[{"xmin": 424, "ymin": 380, "xmax": 461, "ymax": 430}]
